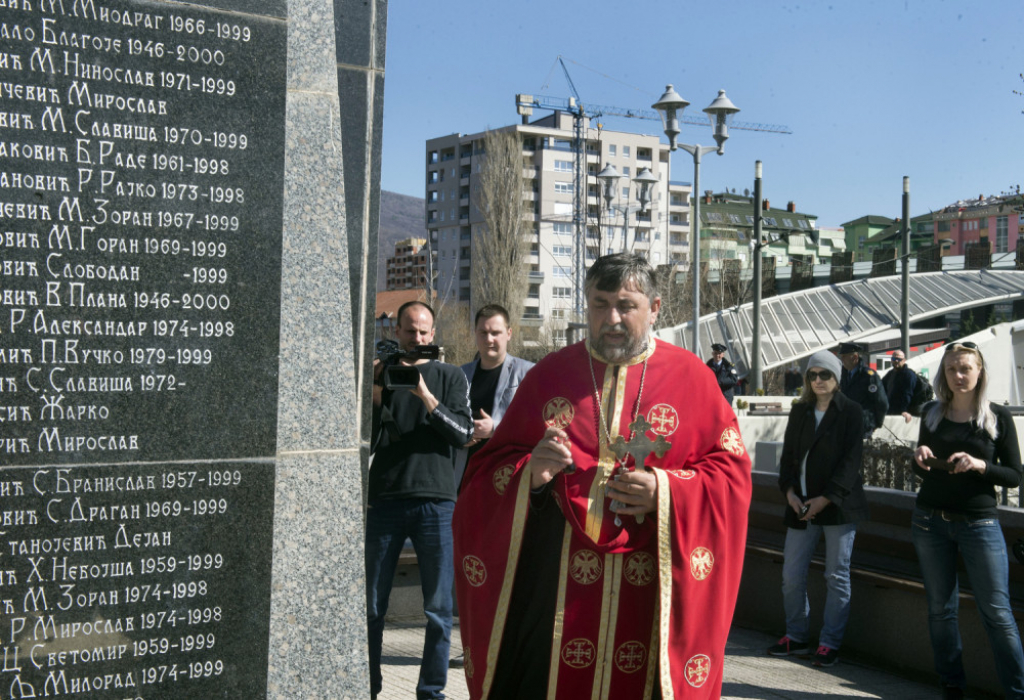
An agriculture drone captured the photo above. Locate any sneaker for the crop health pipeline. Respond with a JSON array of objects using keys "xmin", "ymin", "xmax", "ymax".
[
  {"xmin": 812, "ymin": 645, "xmax": 839, "ymax": 667},
  {"xmin": 767, "ymin": 635, "xmax": 809, "ymax": 656}
]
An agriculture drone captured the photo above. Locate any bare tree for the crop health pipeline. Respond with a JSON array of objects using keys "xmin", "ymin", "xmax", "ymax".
[
  {"xmin": 434, "ymin": 302, "xmax": 477, "ymax": 367},
  {"xmin": 472, "ymin": 129, "xmax": 528, "ymax": 339}
]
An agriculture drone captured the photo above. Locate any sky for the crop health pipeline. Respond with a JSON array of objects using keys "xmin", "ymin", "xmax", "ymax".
[{"xmin": 379, "ymin": 0, "xmax": 1024, "ymax": 228}]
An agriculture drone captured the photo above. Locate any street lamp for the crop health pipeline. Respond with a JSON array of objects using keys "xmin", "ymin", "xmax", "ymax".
[
  {"xmin": 597, "ymin": 164, "xmax": 660, "ymax": 253},
  {"xmin": 653, "ymin": 85, "xmax": 740, "ymax": 357}
]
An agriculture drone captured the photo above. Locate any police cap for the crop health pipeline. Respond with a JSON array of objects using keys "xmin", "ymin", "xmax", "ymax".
[
  {"xmin": 711, "ymin": 343, "xmax": 727, "ymax": 353},
  {"xmin": 837, "ymin": 342, "xmax": 864, "ymax": 355}
]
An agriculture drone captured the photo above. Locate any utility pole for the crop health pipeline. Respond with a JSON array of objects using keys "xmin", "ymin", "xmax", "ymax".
[{"xmin": 901, "ymin": 176, "xmax": 910, "ymax": 354}]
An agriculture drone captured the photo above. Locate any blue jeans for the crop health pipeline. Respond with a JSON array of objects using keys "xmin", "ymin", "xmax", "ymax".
[
  {"xmin": 365, "ymin": 498, "xmax": 454, "ymax": 699},
  {"xmin": 911, "ymin": 507, "xmax": 1024, "ymax": 697},
  {"xmin": 782, "ymin": 522, "xmax": 857, "ymax": 649}
]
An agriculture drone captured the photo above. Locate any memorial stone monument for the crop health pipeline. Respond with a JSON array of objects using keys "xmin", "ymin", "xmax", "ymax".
[{"xmin": 0, "ymin": 0, "xmax": 384, "ymax": 696}]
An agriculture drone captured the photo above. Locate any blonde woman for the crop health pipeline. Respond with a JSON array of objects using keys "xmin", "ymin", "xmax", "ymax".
[
  {"xmin": 912, "ymin": 341, "xmax": 1024, "ymax": 700},
  {"xmin": 769, "ymin": 350, "xmax": 868, "ymax": 668}
]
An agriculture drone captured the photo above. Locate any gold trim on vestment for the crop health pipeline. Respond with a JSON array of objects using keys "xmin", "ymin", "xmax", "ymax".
[
  {"xmin": 589, "ymin": 551, "xmax": 618, "ymax": 700},
  {"xmin": 585, "ymin": 364, "xmax": 624, "ymax": 539},
  {"xmin": 546, "ymin": 523, "xmax": 574, "ymax": 700},
  {"xmin": 482, "ymin": 469, "xmax": 533, "ymax": 698},
  {"xmin": 655, "ymin": 468, "xmax": 675, "ymax": 700}
]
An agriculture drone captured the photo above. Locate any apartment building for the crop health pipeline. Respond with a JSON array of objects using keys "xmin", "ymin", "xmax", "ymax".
[
  {"xmin": 384, "ymin": 237, "xmax": 430, "ymax": 290},
  {"xmin": 696, "ymin": 191, "xmax": 822, "ymax": 266},
  {"xmin": 425, "ymin": 111, "xmax": 691, "ymax": 344}
]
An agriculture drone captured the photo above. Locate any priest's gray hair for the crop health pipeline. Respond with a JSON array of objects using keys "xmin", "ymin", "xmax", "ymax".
[{"xmin": 585, "ymin": 252, "xmax": 660, "ymax": 304}]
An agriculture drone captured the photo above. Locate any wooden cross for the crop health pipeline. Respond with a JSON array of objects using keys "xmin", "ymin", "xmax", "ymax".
[{"xmin": 608, "ymin": 416, "xmax": 672, "ymax": 526}]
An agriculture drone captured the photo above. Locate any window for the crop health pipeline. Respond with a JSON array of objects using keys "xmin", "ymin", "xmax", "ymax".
[
  {"xmin": 554, "ymin": 203, "xmax": 573, "ymax": 215},
  {"xmin": 440, "ymin": 211, "xmax": 446, "ymax": 222},
  {"xmin": 622, "ymin": 146, "xmax": 630, "ymax": 157},
  {"xmin": 938, "ymin": 220, "xmax": 950, "ymax": 232},
  {"xmin": 727, "ymin": 214, "xmax": 742, "ymax": 224},
  {"xmin": 608, "ymin": 145, "xmax": 617, "ymax": 156},
  {"xmin": 706, "ymin": 212, "xmax": 723, "ymax": 223},
  {"xmin": 996, "ymin": 216, "xmax": 1008, "ymax": 252},
  {"xmin": 554, "ymin": 182, "xmax": 573, "ymax": 194},
  {"xmin": 553, "ymin": 287, "xmax": 572, "ymax": 299},
  {"xmin": 622, "ymin": 187, "xmax": 629, "ymax": 198},
  {"xmin": 553, "ymin": 266, "xmax": 571, "ymax": 278},
  {"xmin": 553, "ymin": 222, "xmax": 572, "ymax": 235},
  {"xmin": 783, "ymin": 218, "xmax": 793, "ymax": 227},
  {"xmin": 764, "ymin": 216, "xmax": 777, "ymax": 226},
  {"xmin": 797, "ymin": 220, "xmax": 809, "ymax": 229},
  {"xmin": 552, "ymin": 328, "xmax": 566, "ymax": 342},
  {"xmin": 553, "ymin": 245, "xmax": 572, "ymax": 257},
  {"xmin": 622, "ymin": 166, "xmax": 630, "ymax": 176},
  {"xmin": 554, "ymin": 160, "xmax": 573, "ymax": 172},
  {"xmin": 551, "ymin": 309, "xmax": 567, "ymax": 320}
]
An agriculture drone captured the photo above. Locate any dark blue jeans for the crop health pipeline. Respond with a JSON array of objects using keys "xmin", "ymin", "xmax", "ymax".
[
  {"xmin": 912, "ymin": 507, "xmax": 1024, "ymax": 697},
  {"xmin": 365, "ymin": 498, "xmax": 454, "ymax": 699}
]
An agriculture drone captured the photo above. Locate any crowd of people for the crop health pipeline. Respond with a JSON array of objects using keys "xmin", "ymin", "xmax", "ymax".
[{"xmin": 366, "ymin": 252, "xmax": 1022, "ymax": 700}]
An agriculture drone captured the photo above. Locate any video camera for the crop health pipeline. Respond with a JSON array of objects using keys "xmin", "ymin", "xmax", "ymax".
[{"xmin": 375, "ymin": 339, "xmax": 440, "ymax": 390}]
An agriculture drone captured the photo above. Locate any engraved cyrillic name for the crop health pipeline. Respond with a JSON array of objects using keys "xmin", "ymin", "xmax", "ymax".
[{"xmin": 0, "ymin": 0, "xmax": 284, "ymax": 696}]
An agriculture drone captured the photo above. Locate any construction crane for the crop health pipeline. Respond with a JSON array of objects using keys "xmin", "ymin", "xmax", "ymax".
[{"xmin": 516, "ymin": 58, "xmax": 792, "ymax": 319}]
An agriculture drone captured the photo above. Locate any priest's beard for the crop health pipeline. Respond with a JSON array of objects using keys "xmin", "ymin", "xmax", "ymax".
[{"xmin": 592, "ymin": 323, "xmax": 650, "ymax": 363}]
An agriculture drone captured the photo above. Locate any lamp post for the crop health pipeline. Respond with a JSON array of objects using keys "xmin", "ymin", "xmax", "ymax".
[
  {"xmin": 751, "ymin": 161, "xmax": 764, "ymax": 394},
  {"xmin": 597, "ymin": 164, "xmax": 660, "ymax": 253},
  {"xmin": 901, "ymin": 176, "xmax": 910, "ymax": 355},
  {"xmin": 653, "ymin": 85, "xmax": 740, "ymax": 357}
]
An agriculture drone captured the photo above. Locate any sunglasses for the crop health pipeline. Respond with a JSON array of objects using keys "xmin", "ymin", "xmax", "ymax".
[
  {"xmin": 943, "ymin": 341, "xmax": 979, "ymax": 353},
  {"xmin": 806, "ymin": 370, "xmax": 834, "ymax": 382}
]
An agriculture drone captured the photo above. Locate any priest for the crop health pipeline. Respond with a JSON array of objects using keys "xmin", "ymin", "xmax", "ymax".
[{"xmin": 453, "ymin": 253, "xmax": 752, "ymax": 699}]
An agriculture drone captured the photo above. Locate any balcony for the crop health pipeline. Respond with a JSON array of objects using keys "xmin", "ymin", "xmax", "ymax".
[
  {"xmin": 527, "ymin": 270, "xmax": 545, "ymax": 283},
  {"xmin": 520, "ymin": 313, "xmax": 544, "ymax": 328}
]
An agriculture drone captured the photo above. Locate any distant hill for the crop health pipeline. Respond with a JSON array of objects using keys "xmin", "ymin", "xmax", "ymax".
[{"xmin": 377, "ymin": 190, "xmax": 426, "ymax": 291}]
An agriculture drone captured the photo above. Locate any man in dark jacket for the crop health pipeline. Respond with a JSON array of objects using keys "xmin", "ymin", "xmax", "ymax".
[
  {"xmin": 367, "ymin": 301, "xmax": 473, "ymax": 700},
  {"xmin": 838, "ymin": 342, "xmax": 888, "ymax": 438},
  {"xmin": 707, "ymin": 342, "xmax": 739, "ymax": 405},
  {"xmin": 882, "ymin": 350, "xmax": 916, "ymax": 420}
]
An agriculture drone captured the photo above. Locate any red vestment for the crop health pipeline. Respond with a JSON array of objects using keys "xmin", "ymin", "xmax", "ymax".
[{"xmin": 453, "ymin": 339, "xmax": 752, "ymax": 699}]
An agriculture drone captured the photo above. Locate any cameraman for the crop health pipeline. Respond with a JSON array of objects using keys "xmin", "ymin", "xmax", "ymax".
[{"xmin": 366, "ymin": 301, "xmax": 472, "ymax": 700}]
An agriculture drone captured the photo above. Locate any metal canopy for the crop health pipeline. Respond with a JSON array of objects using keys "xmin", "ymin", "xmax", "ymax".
[{"xmin": 655, "ymin": 269, "xmax": 1024, "ymax": 375}]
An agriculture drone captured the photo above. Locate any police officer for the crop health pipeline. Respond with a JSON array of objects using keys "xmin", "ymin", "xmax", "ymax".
[
  {"xmin": 838, "ymin": 342, "xmax": 888, "ymax": 437},
  {"xmin": 706, "ymin": 342, "xmax": 739, "ymax": 405}
]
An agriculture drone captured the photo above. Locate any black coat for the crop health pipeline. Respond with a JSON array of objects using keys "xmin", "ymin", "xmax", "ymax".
[
  {"xmin": 778, "ymin": 391, "xmax": 870, "ymax": 528},
  {"xmin": 841, "ymin": 361, "xmax": 888, "ymax": 433},
  {"xmin": 706, "ymin": 358, "xmax": 738, "ymax": 404}
]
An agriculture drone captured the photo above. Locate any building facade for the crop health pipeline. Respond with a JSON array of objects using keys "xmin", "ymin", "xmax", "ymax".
[
  {"xmin": 425, "ymin": 112, "xmax": 691, "ymax": 344},
  {"xmin": 932, "ymin": 193, "xmax": 1023, "ymax": 256},
  {"xmin": 383, "ymin": 237, "xmax": 429, "ymax": 290},
  {"xmin": 696, "ymin": 191, "xmax": 822, "ymax": 267}
]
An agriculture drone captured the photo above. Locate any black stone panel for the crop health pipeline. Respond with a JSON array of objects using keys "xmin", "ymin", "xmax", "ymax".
[
  {"xmin": 187, "ymin": 0, "xmax": 287, "ymax": 19},
  {"xmin": 0, "ymin": 460, "xmax": 276, "ymax": 698},
  {"xmin": 334, "ymin": 0, "xmax": 372, "ymax": 67},
  {"xmin": 0, "ymin": 0, "xmax": 288, "ymax": 465}
]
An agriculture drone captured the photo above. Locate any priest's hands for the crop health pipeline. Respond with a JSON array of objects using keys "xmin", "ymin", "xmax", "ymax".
[
  {"xmin": 528, "ymin": 427, "xmax": 574, "ymax": 488},
  {"xmin": 607, "ymin": 470, "xmax": 657, "ymax": 516}
]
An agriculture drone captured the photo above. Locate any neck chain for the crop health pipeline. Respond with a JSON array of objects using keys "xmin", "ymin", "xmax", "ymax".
[{"xmin": 588, "ymin": 350, "xmax": 649, "ymax": 468}]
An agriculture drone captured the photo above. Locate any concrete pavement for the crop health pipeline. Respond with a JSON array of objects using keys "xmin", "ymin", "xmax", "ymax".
[{"xmin": 377, "ymin": 616, "xmax": 964, "ymax": 699}]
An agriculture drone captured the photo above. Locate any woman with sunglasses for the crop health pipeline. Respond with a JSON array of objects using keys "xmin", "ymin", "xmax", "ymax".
[
  {"xmin": 769, "ymin": 350, "xmax": 869, "ymax": 668},
  {"xmin": 912, "ymin": 341, "xmax": 1024, "ymax": 699}
]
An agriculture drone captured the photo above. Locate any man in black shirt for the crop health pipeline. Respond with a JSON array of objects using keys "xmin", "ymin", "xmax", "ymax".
[
  {"xmin": 366, "ymin": 301, "xmax": 473, "ymax": 700},
  {"xmin": 454, "ymin": 304, "xmax": 534, "ymax": 490},
  {"xmin": 882, "ymin": 349, "xmax": 917, "ymax": 421}
]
